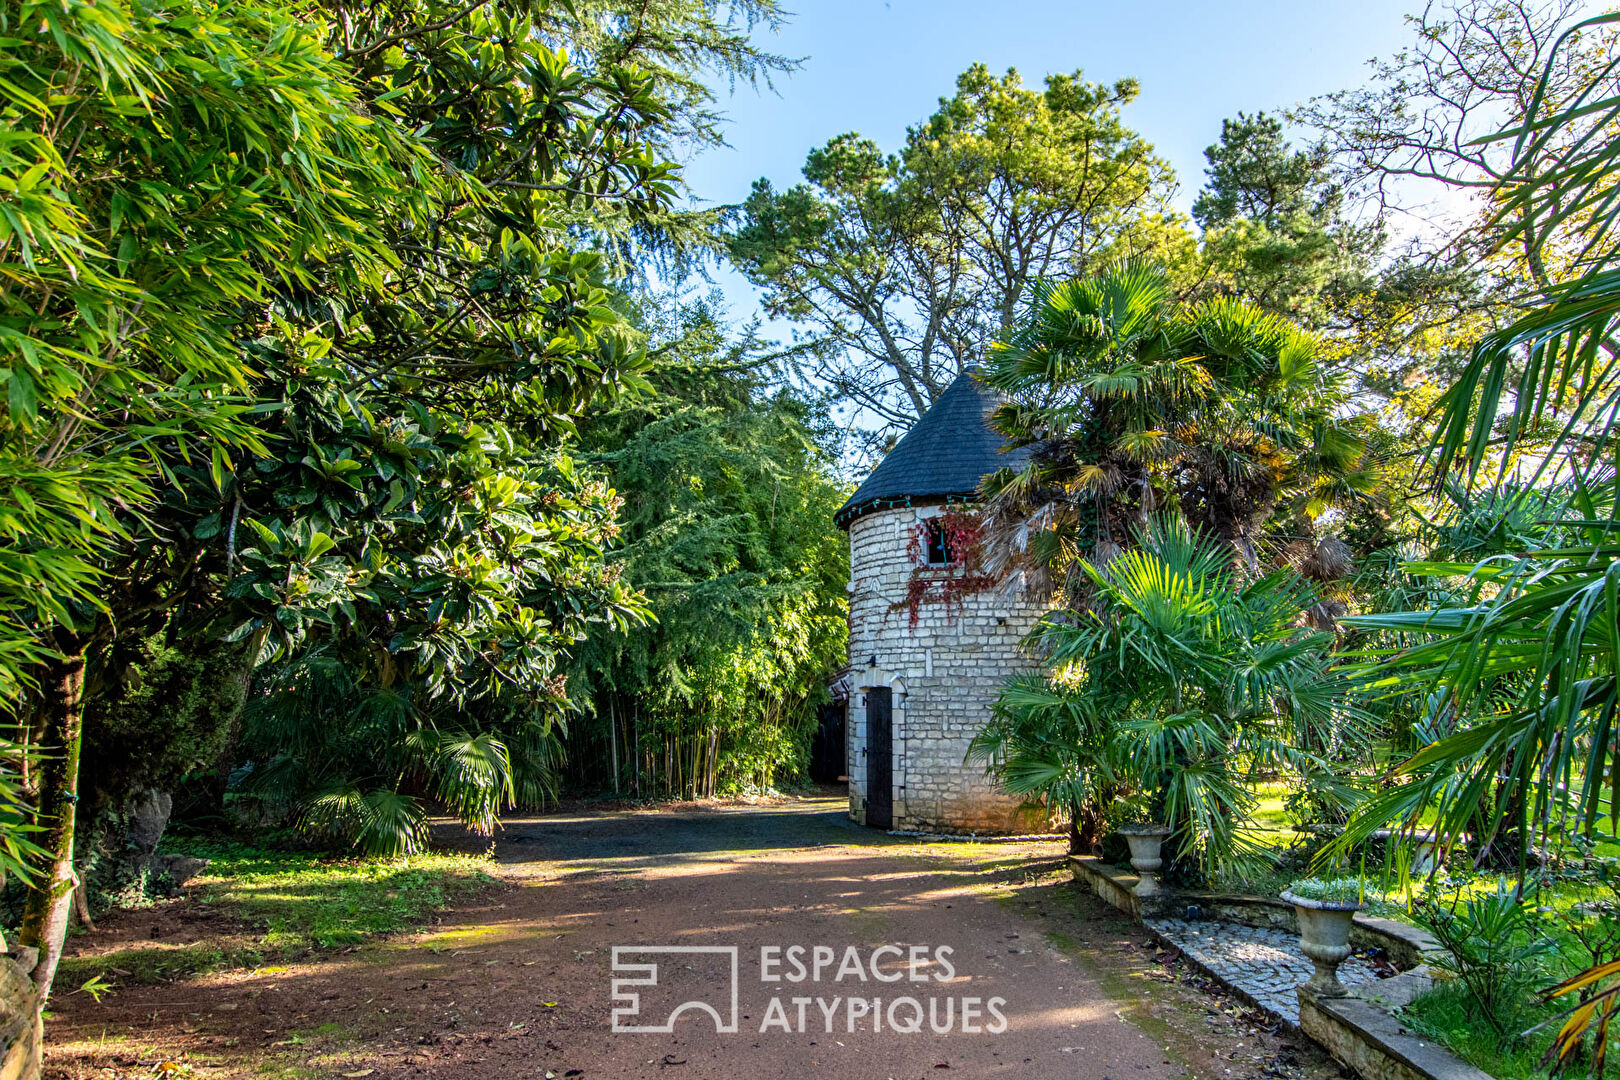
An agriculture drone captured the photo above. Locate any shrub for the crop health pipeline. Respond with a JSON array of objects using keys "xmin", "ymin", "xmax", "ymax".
[
  {"xmin": 84, "ymin": 636, "xmax": 250, "ymax": 803},
  {"xmin": 1411, "ymin": 880, "xmax": 1551, "ymax": 1034},
  {"xmin": 78, "ymin": 635, "xmax": 252, "ymax": 901}
]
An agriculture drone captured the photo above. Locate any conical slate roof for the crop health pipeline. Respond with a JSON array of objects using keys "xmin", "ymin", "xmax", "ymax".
[{"xmin": 834, "ymin": 372, "xmax": 1030, "ymax": 529}]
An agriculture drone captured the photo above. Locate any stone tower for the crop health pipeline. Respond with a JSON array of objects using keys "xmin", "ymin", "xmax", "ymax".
[{"xmin": 834, "ymin": 373, "xmax": 1050, "ymax": 835}]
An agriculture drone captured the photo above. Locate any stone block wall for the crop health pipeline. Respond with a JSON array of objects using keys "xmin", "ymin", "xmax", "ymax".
[{"xmin": 845, "ymin": 504, "xmax": 1052, "ymax": 835}]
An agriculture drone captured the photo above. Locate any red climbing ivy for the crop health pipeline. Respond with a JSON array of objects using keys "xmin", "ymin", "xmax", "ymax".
[{"xmin": 889, "ymin": 507, "xmax": 998, "ymax": 628}]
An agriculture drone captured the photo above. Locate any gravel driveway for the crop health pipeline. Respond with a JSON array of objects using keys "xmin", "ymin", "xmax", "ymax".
[{"xmin": 47, "ymin": 795, "xmax": 1343, "ymax": 1080}]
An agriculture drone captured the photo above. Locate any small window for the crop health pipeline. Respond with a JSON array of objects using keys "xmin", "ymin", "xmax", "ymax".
[{"xmin": 924, "ymin": 519, "xmax": 951, "ymax": 566}]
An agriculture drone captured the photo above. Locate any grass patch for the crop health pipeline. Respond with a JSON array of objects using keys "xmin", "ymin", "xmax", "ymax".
[
  {"xmin": 58, "ymin": 942, "xmax": 269, "ymax": 986},
  {"xmin": 1387, "ymin": 874, "xmax": 1620, "ymax": 1079},
  {"xmin": 1399, "ymin": 980, "xmax": 1564, "ymax": 1080},
  {"xmin": 169, "ymin": 839, "xmax": 495, "ymax": 950},
  {"xmin": 58, "ymin": 840, "xmax": 494, "ymax": 986},
  {"xmin": 1248, "ymin": 781, "xmax": 1291, "ymax": 834}
]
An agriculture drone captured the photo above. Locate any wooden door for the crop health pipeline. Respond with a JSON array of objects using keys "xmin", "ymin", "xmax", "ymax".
[{"xmin": 866, "ymin": 687, "xmax": 892, "ymax": 829}]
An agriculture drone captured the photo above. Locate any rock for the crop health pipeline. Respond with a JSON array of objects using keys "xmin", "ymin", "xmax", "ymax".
[
  {"xmin": 156, "ymin": 855, "xmax": 209, "ymax": 888},
  {"xmin": 0, "ymin": 952, "xmax": 38, "ymax": 1080},
  {"xmin": 0, "ymin": 950, "xmax": 36, "ymax": 978},
  {"xmin": 126, "ymin": 789, "xmax": 173, "ymax": 856}
]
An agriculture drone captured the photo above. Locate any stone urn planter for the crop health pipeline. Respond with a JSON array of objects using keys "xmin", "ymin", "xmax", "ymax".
[
  {"xmin": 1407, "ymin": 829, "xmax": 1467, "ymax": 876},
  {"xmin": 1282, "ymin": 888, "xmax": 1365, "ymax": 998},
  {"xmin": 1116, "ymin": 824, "xmax": 1172, "ymax": 898},
  {"xmin": 1411, "ymin": 830, "xmax": 1442, "ymax": 876}
]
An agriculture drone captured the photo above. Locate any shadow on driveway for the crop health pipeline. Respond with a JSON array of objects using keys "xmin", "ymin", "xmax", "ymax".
[
  {"xmin": 454, "ymin": 796, "xmax": 895, "ymax": 869},
  {"xmin": 430, "ymin": 799, "xmax": 907, "ymax": 874}
]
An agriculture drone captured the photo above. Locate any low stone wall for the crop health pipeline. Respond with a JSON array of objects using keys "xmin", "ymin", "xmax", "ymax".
[
  {"xmin": 1069, "ymin": 853, "xmax": 1143, "ymax": 919},
  {"xmin": 1068, "ymin": 856, "xmax": 1476, "ymax": 1080},
  {"xmin": 1300, "ymin": 974, "xmax": 1491, "ymax": 1080},
  {"xmin": 1068, "ymin": 857, "xmax": 1439, "ymax": 968},
  {"xmin": 1181, "ymin": 896, "xmax": 1436, "ymax": 971}
]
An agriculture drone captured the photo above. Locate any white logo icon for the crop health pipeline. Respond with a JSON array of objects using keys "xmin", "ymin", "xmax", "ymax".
[{"xmin": 610, "ymin": 946, "xmax": 740, "ymax": 1033}]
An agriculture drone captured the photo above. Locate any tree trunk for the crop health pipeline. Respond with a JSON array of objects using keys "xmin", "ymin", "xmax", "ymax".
[
  {"xmin": 19, "ymin": 632, "xmax": 87, "ymax": 1010},
  {"xmin": 206, "ymin": 628, "xmax": 267, "ymax": 798},
  {"xmin": 608, "ymin": 697, "xmax": 619, "ymax": 795},
  {"xmin": 71, "ymin": 876, "xmax": 94, "ymax": 932},
  {"xmin": 1070, "ymin": 799, "xmax": 1104, "ymax": 855}
]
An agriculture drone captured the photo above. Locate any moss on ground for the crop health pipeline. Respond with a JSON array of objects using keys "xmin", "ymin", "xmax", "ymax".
[{"xmin": 171, "ymin": 840, "xmax": 495, "ymax": 949}]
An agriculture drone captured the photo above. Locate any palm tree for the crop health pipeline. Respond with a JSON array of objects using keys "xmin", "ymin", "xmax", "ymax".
[
  {"xmin": 976, "ymin": 263, "xmax": 1378, "ymax": 590},
  {"xmin": 968, "ymin": 673, "xmax": 1129, "ymax": 855},
  {"xmin": 973, "ymin": 517, "xmax": 1360, "ymax": 877},
  {"xmin": 243, "ymin": 648, "xmax": 557, "ymax": 856},
  {"xmin": 1331, "ymin": 15, "xmax": 1620, "ymax": 866},
  {"xmin": 1325, "ymin": 10, "xmax": 1620, "ymax": 1070}
]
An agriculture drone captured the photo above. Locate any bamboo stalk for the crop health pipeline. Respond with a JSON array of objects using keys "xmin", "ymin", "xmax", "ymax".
[{"xmin": 608, "ymin": 696, "xmax": 619, "ymax": 795}]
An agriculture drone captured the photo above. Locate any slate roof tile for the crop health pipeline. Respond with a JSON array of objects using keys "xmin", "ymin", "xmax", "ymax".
[{"xmin": 834, "ymin": 372, "xmax": 1030, "ymax": 529}]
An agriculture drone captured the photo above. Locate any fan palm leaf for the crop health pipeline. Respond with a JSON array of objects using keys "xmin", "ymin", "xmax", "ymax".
[
  {"xmin": 299, "ymin": 785, "xmax": 430, "ymax": 857},
  {"xmin": 435, "ymin": 731, "xmax": 516, "ymax": 836},
  {"xmin": 979, "ymin": 261, "xmax": 1374, "ymax": 588},
  {"xmin": 995, "ymin": 516, "xmax": 1361, "ymax": 874}
]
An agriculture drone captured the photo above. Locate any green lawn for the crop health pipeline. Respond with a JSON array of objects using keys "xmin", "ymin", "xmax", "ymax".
[
  {"xmin": 170, "ymin": 839, "xmax": 495, "ymax": 949},
  {"xmin": 1398, "ymin": 980, "xmax": 1566, "ymax": 1080},
  {"xmin": 57, "ymin": 840, "xmax": 495, "ymax": 988},
  {"xmin": 1247, "ymin": 780, "xmax": 1292, "ymax": 835}
]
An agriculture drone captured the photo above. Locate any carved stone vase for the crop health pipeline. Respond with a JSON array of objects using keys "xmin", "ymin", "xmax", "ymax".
[
  {"xmin": 1116, "ymin": 824, "xmax": 1172, "ymax": 899},
  {"xmin": 1281, "ymin": 890, "xmax": 1364, "ymax": 998}
]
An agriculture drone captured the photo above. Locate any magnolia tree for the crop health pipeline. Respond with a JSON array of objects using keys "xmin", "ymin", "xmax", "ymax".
[{"xmin": 0, "ymin": 0, "xmax": 790, "ymax": 1041}]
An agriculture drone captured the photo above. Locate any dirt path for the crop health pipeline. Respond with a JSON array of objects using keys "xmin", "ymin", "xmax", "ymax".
[{"xmin": 45, "ymin": 797, "xmax": 1344, "ymax": 1080}]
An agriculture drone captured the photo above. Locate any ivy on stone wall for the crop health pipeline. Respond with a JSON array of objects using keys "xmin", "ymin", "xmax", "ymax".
[{"xmin": 890, "ymin": 508, "xmax": 998, "ymax": 628}]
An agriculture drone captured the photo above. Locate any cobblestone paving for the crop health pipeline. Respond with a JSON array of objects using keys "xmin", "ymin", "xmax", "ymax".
[{"xmin": 1146, "ymin": 918, "xmax": 1379, "ymax": 1025}]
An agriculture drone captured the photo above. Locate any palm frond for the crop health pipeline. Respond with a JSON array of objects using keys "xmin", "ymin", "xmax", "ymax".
[
  {"xmin": 299, "ymin": 785, "xmax": 430, "ymax": 857},
  {"xmin": 435, "ymin": 732, "xmax": 515, "ymax": 836}
]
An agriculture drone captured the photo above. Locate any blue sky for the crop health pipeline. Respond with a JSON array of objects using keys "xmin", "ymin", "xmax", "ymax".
[{"xmin": 681, "ymin": 0, "xmax": 1425, "ymax": 318}]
